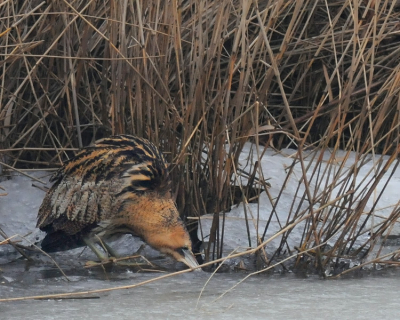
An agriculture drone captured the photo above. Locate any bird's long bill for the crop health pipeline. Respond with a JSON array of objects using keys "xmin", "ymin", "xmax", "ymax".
[{"xmin": 181, "ymin": 248, "xmax": 201, "ymax": 271}]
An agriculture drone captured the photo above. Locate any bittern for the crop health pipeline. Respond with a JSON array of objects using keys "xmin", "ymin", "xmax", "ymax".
[{"xmin": 37, "ymin": 135, "xmax": 199, "ymax": 270}]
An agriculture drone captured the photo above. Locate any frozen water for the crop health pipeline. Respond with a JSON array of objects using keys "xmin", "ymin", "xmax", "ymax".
[
  {"xmin": 1, "ymin": 146, "xmax": 400, "ymax": 317},
  {"xmin": 1, "ymin": 267, "xmax": 400, "ymax": 320},
  {"xmin": 0, "ymin": 172, "xmax": 50, "ymax": 249},
  {"xmin": 198, "ymin": 145, "xmax": 400, "ymax": 257},
  {"xmin": 1, "ymin": 145, "xmax": 399, "ymax": 266}
]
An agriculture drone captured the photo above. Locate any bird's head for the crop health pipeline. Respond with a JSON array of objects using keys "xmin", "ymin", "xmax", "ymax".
[
  {"xmin": 143, "ymin": 221, "xmax": 200, "ymax": 271},
  {"xmin": 123, "ymin": 194, "xmax": 200, "ymax": 271}
]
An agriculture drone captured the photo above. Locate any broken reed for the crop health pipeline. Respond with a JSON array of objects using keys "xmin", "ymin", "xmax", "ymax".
[{"xmin": 1, "ymin": 0, "xmax": 400, "ymax": 274}]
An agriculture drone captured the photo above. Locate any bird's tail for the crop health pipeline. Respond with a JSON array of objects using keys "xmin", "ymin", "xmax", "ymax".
[{"xmin": 41, "ymin": 231, "xmax": 86, "ymax": 252}]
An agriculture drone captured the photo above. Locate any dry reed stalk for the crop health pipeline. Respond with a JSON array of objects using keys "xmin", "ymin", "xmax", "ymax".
[{"xmin": 0, "ymin": 0, "xmax": 400, "ymax": 274}]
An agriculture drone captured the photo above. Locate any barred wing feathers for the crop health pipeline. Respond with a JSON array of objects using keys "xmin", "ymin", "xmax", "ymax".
[{"xmin": 37, "ymin": 135, "xmax": 171, "ymax": 234}]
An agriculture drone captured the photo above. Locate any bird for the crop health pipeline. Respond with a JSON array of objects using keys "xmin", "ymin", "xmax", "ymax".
[{"xmin": 36, "ymin": 134, "xmax": 199, "ymax": 270}]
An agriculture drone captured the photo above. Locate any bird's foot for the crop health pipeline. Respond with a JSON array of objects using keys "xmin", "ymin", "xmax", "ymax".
[
  {"xmin": 113, "ymin": 245, "xmax": 158, "ymax": 268},
  {"xmin": 84, "ymin": 254, "xmax": 162, "ymax": 271},
  {"xmin": 113, "ymin": 254, "xmax": 163, "ymax": 271},
  {"xmin": 84, "ymin": 257, "xmax": 118, "ymax": 268}
]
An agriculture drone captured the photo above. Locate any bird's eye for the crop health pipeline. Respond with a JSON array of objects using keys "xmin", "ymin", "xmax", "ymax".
[
  {"xmin": 176, "ymin": 246, "xmax": 186, "ymax": 252},
  {"xmin": 175, "ymin": 246, "xmax": 189, "ymax": 256}
]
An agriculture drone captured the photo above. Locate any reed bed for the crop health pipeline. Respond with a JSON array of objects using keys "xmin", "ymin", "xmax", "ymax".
[{"xmin": 1, "ymin": 0, "xmax": 400, "ymax": 276}]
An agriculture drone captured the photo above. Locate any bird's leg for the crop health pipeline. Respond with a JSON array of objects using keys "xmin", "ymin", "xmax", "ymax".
[
  {"xmin": 83, "ymin": 238, "xmax": 156, "ymax": 269},
  {"xmin": 101, "ymin": 241, "xmax": 120, "ymax": 258},
  {"xmin": 83, "ymin": 237, "xmax": 115, "ymax": 266},
  {"xmin": 110, "ymin": 244, "xmax": 158, "ymax": 268}
]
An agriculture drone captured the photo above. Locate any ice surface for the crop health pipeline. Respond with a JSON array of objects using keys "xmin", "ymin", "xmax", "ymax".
[
  {"xmin": 0, "ymin": 172, "xmax": 51, "ymax": 253},
  {"xmin": 1, "ymin": 270, "xmax": 400, "ymax": 320},
  {"xmin": 1, "ymin": 145, "xmax": 400, "ymax": 316},
  {"xmin": 0, "ymin": 144, "xmax": 399, "ymax": 265},
  {"xmin": 198, "ymin": 144, "xmax": 400, "ymax": 256}
]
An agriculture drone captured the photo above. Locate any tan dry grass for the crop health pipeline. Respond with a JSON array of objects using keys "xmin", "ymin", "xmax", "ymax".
[{"xmin": 1, "ymin": 0, "xmax": 400, "ymax": 274}]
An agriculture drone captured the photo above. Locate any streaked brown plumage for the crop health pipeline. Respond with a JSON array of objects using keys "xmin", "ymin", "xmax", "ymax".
[{"xmin": 37, "ymin": 134, "xmax": 198, "ymax": 270}]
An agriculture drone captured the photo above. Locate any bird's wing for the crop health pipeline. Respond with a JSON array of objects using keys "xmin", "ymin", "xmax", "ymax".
[
  {"xmin": 37, "ymin": 164, "xmax": 127, "ymax": 231},
  {"xmin": 37, "ymin": 135, "xmax": 171, "ymax": 233}
]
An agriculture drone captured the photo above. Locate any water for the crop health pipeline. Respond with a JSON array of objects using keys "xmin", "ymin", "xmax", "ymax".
[{"xmin": 1, "ymin": 260, "xmax": 399, "ymax": 320}]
